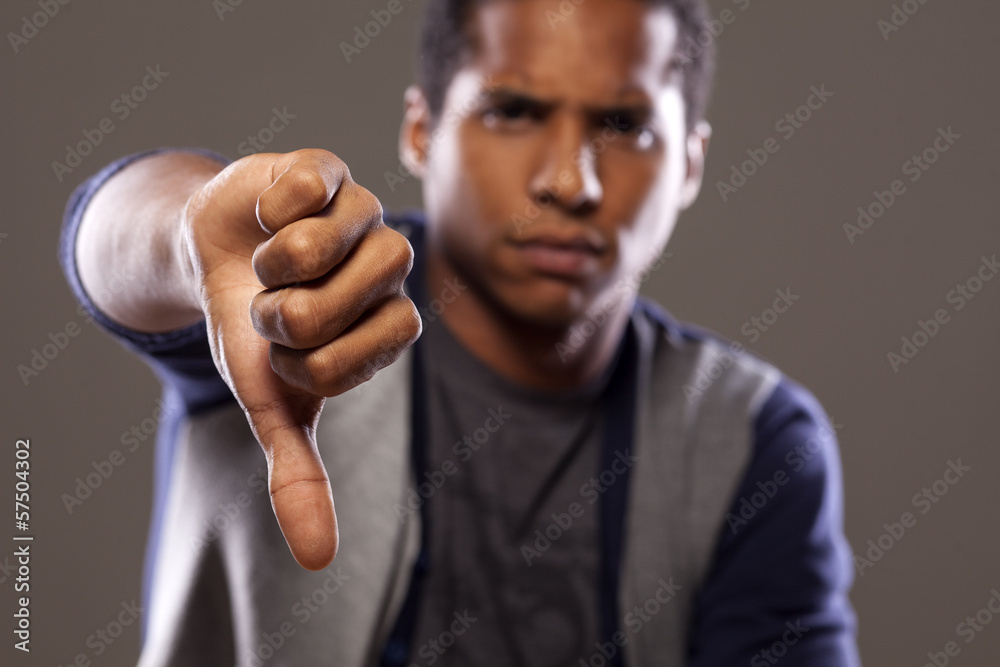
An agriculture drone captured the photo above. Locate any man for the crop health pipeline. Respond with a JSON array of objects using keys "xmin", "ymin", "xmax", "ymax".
[{"xmin": 60, "ymin": 0, "xmax": 859, "ymax": 664}]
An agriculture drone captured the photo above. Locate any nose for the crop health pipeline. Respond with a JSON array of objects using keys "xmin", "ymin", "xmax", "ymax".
[{"xmin": 528, "ymin": 114, "xmax": 603, "ymax": 216}]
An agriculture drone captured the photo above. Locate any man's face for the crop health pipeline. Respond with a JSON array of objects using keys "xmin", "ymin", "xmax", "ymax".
[{"xmin": 407, "ymin": 0, "xmax": 708, "ymax": 328}]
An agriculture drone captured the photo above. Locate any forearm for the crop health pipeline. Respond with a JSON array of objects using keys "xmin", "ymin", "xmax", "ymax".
[{"xmin": 75, "ymin": 151, "xmax": 226, "ymax": 333}]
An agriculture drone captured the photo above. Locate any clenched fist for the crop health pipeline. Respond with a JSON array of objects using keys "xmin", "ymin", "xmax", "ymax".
[{"xmin": 179, "ymin": 149, "xmax": 421, "ymax": 570}]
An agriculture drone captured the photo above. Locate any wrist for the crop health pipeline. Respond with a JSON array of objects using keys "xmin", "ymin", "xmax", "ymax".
[{"xmin": 175, "ymin": 192, "xmax": 207, "ymax": 320}]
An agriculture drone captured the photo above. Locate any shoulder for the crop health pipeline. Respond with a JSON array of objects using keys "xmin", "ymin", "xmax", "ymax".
[{"xmin": 631, "ymin": 296, "xmax": 842, "ymax": 491}]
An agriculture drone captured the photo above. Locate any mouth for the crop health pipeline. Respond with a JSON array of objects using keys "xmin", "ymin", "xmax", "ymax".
[{"xmin": 508, "ymin": 230, "xmax": 606, "ymax": 278}]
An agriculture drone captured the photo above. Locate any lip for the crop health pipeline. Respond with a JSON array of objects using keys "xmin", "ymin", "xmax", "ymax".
[{"xmin": 508, "ymin": 228, "xmax": 606, "ymax": 278}]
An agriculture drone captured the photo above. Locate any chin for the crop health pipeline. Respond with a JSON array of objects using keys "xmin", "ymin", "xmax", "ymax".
[{"xmin": 493, "ymin": 281, "xmax": 590, "ymax": 331}]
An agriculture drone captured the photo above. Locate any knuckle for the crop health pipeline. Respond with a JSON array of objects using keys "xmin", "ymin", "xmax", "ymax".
[
  {"xmin": 284, "ymin": 168, "xmax": 329, "ymax": 210},
  {"xmin": 348, "ymin": 184, "xmax": 383, "ymax": 229},
  {"xmin": 393, "ymin": 296, "xmax": 423, "ymax": 345},
  {"xmin": 299, "ymin": 351, "xmax": 328, "ymax": 392},
  {"xmin": 283, "ymin": 229, "xmax": 322, "ymax": 278},
  {"xmin": 311, "ymin": 347, "xmax": 353, "ymax": 396},
  {"xmin": 275, "ymin": 295, "xmax": 319, "ymax": 344},
  {"xmin": 312, "ymin": 148, "xmax": 348, "ymax": 175},
  {"xmin": 386, "ymin": 230, "xmax": 414, "ymax": 274}
]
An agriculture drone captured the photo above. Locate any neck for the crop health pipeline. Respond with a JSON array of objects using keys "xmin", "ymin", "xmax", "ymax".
[{"xmin": 424, "ymin": 250, "xmax": 633, "ymax": 391}]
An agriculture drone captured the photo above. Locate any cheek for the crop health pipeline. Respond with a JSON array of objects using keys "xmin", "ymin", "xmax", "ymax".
[
  {"xmin": 603, "ymin": 149, "xmax": 685, "ymax": 271},
  {"xmin": 458, "ymin": 126, "xmax": 537, "ymax": 220}
]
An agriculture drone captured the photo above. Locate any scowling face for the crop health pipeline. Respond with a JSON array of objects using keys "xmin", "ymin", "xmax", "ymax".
[{"xmin": 404, "ymin": 0, "xmax": 709, "ymax": 332}]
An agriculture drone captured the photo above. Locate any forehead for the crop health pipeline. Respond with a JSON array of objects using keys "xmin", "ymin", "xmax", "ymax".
[{"xmin": 466, "ymin": 0, "xmax": 680, "ymax": 101}]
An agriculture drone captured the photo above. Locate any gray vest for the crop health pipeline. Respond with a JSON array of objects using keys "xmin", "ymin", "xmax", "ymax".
[{"xmin": 138, "ymin": 308, "xmax": 779, "ymax": 667}]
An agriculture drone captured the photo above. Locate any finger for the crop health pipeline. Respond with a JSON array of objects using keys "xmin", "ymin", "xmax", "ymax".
[
  {"xmin": 256, "ymin": 150, "xmax": 351, "ymax": 236},
  {"xmin": 250, "ymin": 226, "xmax": 414, "ymax": 349},
  {"xmin": 251, "ymin": 181, "xmax": 384, "ymax": 289},
  {"xmin": 268, "ymin": 293, "xmax": 422, "ymax": 396},
  {"xmin": 244, "ymin": 393, "xmax": 339, "ymax": 571}
]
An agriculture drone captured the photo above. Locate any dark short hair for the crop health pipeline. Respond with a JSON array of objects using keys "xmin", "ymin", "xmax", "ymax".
[{"xmin": 417, "ymin": 0, "xmax": 716, "ymax": 131}]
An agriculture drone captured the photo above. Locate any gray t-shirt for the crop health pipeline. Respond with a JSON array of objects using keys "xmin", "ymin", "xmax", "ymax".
[{"xmin": 410, "ymin": 314, "xmax": 614, "ymax": 666}]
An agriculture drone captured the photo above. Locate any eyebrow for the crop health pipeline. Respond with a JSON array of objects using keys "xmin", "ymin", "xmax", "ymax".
[{"xmin": 481, "ymin": 85, "xmax": 654, "ymax": 118}]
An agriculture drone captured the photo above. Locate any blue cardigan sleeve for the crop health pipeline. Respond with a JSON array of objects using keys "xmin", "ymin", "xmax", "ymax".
[
  {"xmin": 58, "ymin": 148, "xmax": 235, "ymax": 414},
  {"xmin": 686, "ymin": 378, "xmax": 861, "ymax": 666}
]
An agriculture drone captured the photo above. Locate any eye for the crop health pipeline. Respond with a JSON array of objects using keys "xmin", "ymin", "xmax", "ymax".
[
  {"xmin": 482, "ymin": 99, "xmax": 543, "ymax": 129},
  {"xmin": 605, "ymin": 112, "xmax": 657, "ymax": 151}
]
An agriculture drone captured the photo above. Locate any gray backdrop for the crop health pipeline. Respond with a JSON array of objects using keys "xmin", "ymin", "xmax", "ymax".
[{"xmin": 2, "ymin": 0, "xmax": 998, "ymax": 665}]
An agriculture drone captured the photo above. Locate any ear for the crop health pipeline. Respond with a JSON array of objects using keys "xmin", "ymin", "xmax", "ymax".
[
  {"xmin": 399, "ymin": 85, "xmax": 432, "ymax": 179},
  {"xmin": 678, "ymin": 119, "xmax": 711, "ymax": 210}
]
